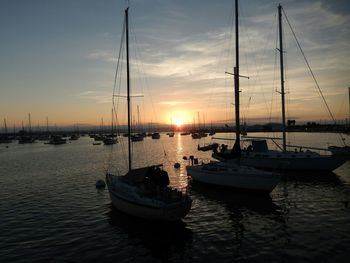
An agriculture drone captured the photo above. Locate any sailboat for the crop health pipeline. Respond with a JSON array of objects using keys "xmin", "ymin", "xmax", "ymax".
[
  {"xmin": 213, "ymin": 4, "xmax": 347, "ymax": 172},
  {"xmin": 103, "ymin": 109, "xmax": 118, "ymax": 145},
  {"xmin": 186, "ymin": 0, "xmax": 280, "ymax": 193},
  {"xmin": 106, "ymin": 7, "xmax": 192, "ymax": 221},
  {"xmin": 18, "ymin": 113, "xmax": 36, "ymax": 144},
  {"xmin": 0, "ymin": 118, "xmax": 12, "ymax": 143}
]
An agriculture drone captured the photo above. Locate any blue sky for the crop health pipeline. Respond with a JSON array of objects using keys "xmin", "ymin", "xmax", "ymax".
[{"xmin": 0, "ymin": 0, "xmax": 349, "ymax": 128}]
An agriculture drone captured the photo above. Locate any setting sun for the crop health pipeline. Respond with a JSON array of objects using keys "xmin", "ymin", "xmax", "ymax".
[{"xmin": 174, "ymin": 116, "xmax": 184, "ymax": 127}]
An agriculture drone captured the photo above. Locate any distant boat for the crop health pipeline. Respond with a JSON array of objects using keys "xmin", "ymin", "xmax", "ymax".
[
  {"xmin": 212, "ymin": 4, "xmax": 346, "ymax": 172},
  {"xmin": 187, "ymin": 0, "xmax": 280, "ymax": 194},
  {"xmin": 94, "ymin": 134, "xmax": 105, "ymax": 141},
  {"xmin": 131, "ymin": 134, "xmax": 144, "ymax": 142},
  {"xmin": 69, "ymin": 134, "xmax": 80, "ymax": 141},
  {"xmin": 106, "ymin": 7, "xmax": 192, "ymax": 221},
  {"xmin": 0, "ymin": 136, "xmax": 12, "ymax": 144},
  {"xmin": 47, "ymin": 135, "xmax": 66, "ymax": 145},
  {"xmin": 191, "ymin": 133, "xmax": 201, "ymax": 139},
  {"xmin": 197, "ymin": 143, "xmax": 219, "ymax": 152},
  {"xmin": 103, "ymin": 137, "xmax": 117, "ymax": 145},
  {"xmin": 18, "ymin": 135, "xmax": 35, "ymax": 144},
  {"xmin": 18, "ymin": 114, "xmax": 35, "ymax": 144},
  {"xmin": 103, "ymin": 108, "xmax": 118, "ymax": 145},
  {"xmin": 0, "ymin": 119, "xmax": 12, "ymax": 143},
  {"xmin": 167, "ymin": 132, "xmax": 175, "ymax": 137},
  {"xmin": 151, "ymin": 132, "xmax": 160, "ymax": 139}
]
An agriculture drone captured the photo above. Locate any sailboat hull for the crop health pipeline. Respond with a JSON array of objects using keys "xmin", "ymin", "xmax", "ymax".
[
  {"xmin": 239, "ymin": 155, "xmax": 346, "ymax": 171},
  {"xmin": 213, "ymin": 150, "xmax": 346, "ymax": 172},
  {"xmin": 186, "ymin": 163, "xmax": 280, "ymax": 193},
  {"xmin": 106, "ymin": 174, "xmax": 191, "ymax": 221}
]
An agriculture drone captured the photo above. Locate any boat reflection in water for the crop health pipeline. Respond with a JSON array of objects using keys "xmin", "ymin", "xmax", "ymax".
[
  {"xmin": 188, "ymin": 183, "xmax": 287, "ymax": 261},
  {"xmin": 106, "ymin": 205, "xmax": 193, "ymax": 262}
]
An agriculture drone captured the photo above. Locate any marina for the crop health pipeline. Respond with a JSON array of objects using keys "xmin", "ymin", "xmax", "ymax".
[
  {"xmin": 1, "ymin": 0, "xmax": 350, "ymax": 262},
  {"xmin": 0, "ymin": 133, "xmax": 349, "ymax": 262}
]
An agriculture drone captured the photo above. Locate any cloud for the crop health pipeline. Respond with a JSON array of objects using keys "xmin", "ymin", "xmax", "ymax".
[
  {"xmin": 85, "ymin": 0, "xmax": 350, "ymax": 121},
  {"xmin": 159, "ymin": 100, "xmax": 197, "ymax": 106},
  {"xmin": 78, "ymin": 90, "xmax": 112, "ymax": 104},
  {"xmin": 87, "ymin": 51, "xmax": 117, "ymax": 63}
]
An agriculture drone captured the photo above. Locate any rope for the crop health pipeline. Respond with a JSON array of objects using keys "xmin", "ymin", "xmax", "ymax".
[{"xmin": 282, "ymin": 7, "xmax": 346, "ymax": 146}]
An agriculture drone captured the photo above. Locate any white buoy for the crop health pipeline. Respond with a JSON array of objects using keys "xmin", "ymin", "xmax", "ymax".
[{"xmin": 95, "ymin": 179, "xmax": 106, "ymax": 188}]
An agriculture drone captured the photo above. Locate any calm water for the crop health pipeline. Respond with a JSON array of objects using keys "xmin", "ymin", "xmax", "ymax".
[{"xmin": 1, "ymin": 133, "xmax": 349, "ymax": 262}]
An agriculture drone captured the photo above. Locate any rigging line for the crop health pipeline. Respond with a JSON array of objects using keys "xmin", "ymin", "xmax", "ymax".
[
  {"xmin": 239, "ymin": 4, "xmax": 251, "ymax": 120},
  {"xmin": 282, "ymin": 8, "xmax": 335, "ymax": 123},
  {"xmin": 282, "ymin": 7, "xmax": 346, "ymax": 146},
  {"xmin": 225, "ymin": 19, "xmax": 236, "ymax": 126},
  {"xmin": 111, "ymin": 15, "xmax": 129, "ymax": 170},
  {"xmin": 129, "ymin": 17, "xmax": 168, "ymax": 158},
  {"xmin": 113, "ymin": 16, "xmax": 125, "ymax": 137},
  {"xmin": 246, "ymin": 10, "xmax": 278, "ymax": 124},
  {"xmin": 269, "ymin": 13, "xmax": 279, "ymax": 124},
  {"xmin": 113, "ymin": 16, "xmax": 126, "ymax": 107},
  {"xmin": 282, "ymin": 14, "xmax": 290, "ymax": 124},
  {"xmin": 205, "ymin": 0, "xmax": 235, "ymax": 122}
]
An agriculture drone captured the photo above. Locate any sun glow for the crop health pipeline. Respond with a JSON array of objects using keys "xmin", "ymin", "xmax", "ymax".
[{"xmin": 174, "ymin": 116, "xmax": 184, "ymax": 127}]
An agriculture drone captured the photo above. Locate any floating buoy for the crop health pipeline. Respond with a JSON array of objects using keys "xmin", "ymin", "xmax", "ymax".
[
  {"xmin": 174, "ymin": 162, "xmax": 181, "ymax": 169},
  {"xmin": 95, "ymin": 179, "xmax": 106, "ymax": 189}
]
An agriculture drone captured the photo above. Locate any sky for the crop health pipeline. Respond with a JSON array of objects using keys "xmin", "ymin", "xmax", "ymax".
[{"xmin": 0, "ymin": 0, "xmax": 349, "ymax": 129}]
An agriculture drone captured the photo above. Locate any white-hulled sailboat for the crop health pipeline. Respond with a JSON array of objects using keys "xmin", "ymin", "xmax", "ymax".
[
  {"xmin": 213, "ymin": 4, "xmax": 347, "ymax": 172},
  {"xmin": 106, "ymin": 7, "xmax": 192, "ymax": 221},
  {"xmin": 186, "ymin": 0, "xmax": 281, "ymax": 193}
]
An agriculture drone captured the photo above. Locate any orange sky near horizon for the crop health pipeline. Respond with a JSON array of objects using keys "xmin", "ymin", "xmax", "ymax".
[{"xmin": 1, "ymin": 1, "xmax": 349, "ymax": 129}]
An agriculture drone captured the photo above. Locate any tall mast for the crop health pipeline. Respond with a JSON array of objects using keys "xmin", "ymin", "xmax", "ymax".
[
  {"xmin": 278, "ymin": 4, "xmax": 287, "ymax": 152},
  {"xmin": 111, "ymin": 108, "xmax": 114, "ymax": 135},
  {"xmin": 232, "ymin": 0, "xmax": 241, "ymax": 156},
  {"xmin": 137, "ymin": 105, "xmax": 140, "ymax": 133},
  {"xmin": 4, "ymin": 118, "xmax": 7, "ymax": 135},
  {"xmin": 28, "ymin": 113, "xmax": 32, "ymax": 134},
  {"xmin": 46, "ymin": 116, "xmax": 49, "ymax": 133},
  {"xmin": 197, "ymin": 112, "xmax": 200, "ymax": 130},
  {"xmin": 126, "ymin": 7, "xmax": 132, "ymax": 172}
]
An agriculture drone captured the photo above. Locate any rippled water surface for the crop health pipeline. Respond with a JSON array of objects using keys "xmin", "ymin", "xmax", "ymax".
[{"xmin": 1, "ymin": 133, "xmax": 349, "ymax": 262}]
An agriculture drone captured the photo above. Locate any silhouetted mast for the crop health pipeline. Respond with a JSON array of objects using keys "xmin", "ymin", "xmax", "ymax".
[
  {"xmin": 4, "ymin": 118, "xmax": 8, "ymax": 135},
  {"xmin": 28, "ymin": 113, "xmax": 32, "ymax": 134},
  {"xmin": 111, "ymin": 108, "xmax": 114, "ymax": 135},
  {"xmin": 278, "ymin": 4, "xmax": 287, "ymax": 152},
  {"xmin": 46, "ymin": 116, "xmax": 49, "ymax": 133},
  {"xmin": 126, "ymin": 7, "xmax": 132, "ymax": 172},
  {"xmin": 227, "ymin": 0, "xmax": 242, "ymax": 157}
]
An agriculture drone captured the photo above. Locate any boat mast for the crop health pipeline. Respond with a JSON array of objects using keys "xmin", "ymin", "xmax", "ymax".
[
  {"xmin": 137, "ymin": 105, "xmax": 140, "ymax": 134},
  {"xmin": 126, "ymin": 7, "xmax": 132, "ymax": 172},
  {"xmin": 111, "ymin": 108, "xmax": 114, "ymax": 135},
  {"xmin": 232, "ymin": 0, "xmax": 241, "ymax": 156},
  {"xmin": 46, "ymin": 116, "xmax": 49, "ymax": 133},
  {"xmin": 278, "ymin": 4, "xmax": 287, "ymax": 152},
  {"xmin": 4, "ymin": 118, "xmax": 7, "ymax": 135},
  {"xmin": 28, "ymin": 113, "xmax": 32, "ymax": 134}
]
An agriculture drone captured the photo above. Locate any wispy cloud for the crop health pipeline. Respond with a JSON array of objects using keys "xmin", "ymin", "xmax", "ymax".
[
  {"xmin": 159, "ymin": 100, "xmax": 196, "ymax": 106},
  {"xmin": 88, "ymin": 51, "xmax": 117, "ymax": 63},
  {"xmin": 77, "ymin": 90, "xmax": 112, "ymax": 104}
]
